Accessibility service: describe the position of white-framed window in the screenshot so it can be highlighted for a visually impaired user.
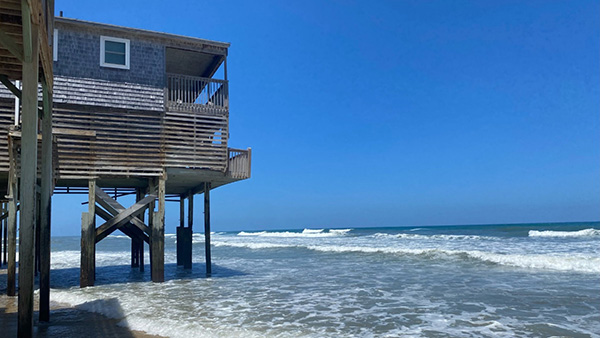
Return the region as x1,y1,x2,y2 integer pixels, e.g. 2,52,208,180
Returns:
53,29,58,61
100,36,130,69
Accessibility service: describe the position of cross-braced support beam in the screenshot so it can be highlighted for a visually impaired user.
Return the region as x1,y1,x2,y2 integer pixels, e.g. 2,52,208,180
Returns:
80,178,164,287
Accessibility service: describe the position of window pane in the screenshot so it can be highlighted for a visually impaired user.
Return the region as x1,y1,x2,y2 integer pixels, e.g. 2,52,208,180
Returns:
105,52,126,65
105,40,126,53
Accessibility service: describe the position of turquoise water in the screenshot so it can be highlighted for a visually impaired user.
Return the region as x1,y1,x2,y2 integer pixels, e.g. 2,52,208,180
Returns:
27,222,600,337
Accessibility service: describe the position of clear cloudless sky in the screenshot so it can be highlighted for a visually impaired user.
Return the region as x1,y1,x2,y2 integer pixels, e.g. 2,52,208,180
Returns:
50,0,599,235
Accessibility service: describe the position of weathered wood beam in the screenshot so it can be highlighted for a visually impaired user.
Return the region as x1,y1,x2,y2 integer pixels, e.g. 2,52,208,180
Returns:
0,28,24,61
80,180,96,288
39,77,53,322
6,137,18,296
151,177,165,282
0,203,20,221
95,188,151,235
0,74,22,99
204,182,212,275
95,206,149,244
17,5,39,334
95,194,156,243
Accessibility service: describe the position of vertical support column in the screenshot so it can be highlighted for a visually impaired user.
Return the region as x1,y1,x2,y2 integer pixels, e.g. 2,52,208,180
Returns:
151,177,165,282
39,79,53,322
137,188,145,272
6,153,18,296
3,202,7,266
204,182,212,276
18,9,40,335
1,202,5,266
176,195,184,266
131,189,143,269
34,196,40,276
80,180,96,287
183,191,193,269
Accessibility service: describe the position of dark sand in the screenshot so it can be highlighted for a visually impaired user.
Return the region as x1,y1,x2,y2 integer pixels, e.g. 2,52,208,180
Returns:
0,271,163,337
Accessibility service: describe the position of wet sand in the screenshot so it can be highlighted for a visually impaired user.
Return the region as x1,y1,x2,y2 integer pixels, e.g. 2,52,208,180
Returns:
0,271,163,338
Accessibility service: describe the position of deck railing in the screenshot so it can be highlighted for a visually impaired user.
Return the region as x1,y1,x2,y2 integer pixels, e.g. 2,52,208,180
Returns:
227,147,251,179
166,73,228,114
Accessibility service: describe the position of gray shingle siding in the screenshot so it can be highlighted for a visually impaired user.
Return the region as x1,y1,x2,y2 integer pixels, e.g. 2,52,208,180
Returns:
54,28,165,88
0,76,164,112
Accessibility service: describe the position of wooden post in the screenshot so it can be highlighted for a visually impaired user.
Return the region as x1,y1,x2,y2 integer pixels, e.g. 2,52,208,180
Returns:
1,202,5,266
39,78,53,322
6,162,18,296
131,189,144,269
204,182,211,276
176,194,184,266
137,188,145,272
2,202,7,265
18,9,40,335
80,180,96,287
35,196,41,276
184,191,193,269
151,177,165,282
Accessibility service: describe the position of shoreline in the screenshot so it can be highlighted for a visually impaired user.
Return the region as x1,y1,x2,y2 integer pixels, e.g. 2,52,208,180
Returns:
0,277,163,338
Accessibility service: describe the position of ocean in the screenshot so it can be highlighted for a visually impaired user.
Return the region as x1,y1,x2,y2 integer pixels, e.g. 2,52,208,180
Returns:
42,222,600,337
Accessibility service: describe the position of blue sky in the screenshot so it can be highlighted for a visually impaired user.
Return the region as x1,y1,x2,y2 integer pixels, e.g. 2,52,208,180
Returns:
51,0,599,235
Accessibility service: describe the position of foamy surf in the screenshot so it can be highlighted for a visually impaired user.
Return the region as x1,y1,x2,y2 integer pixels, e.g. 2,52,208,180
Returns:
528,228,600,238
237,228,351,237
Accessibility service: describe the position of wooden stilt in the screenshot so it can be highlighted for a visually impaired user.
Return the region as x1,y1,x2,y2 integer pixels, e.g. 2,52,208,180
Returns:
1,202,5,266
3,204,7,266
184,191,193,269
18,9,40,335
6,157,18,296
204,182,211,276
39,78,53,322
80,180,96,288
138,188,145,272
35,196,40,276
151,177,165,282
176,195,184,266
131,189,144,268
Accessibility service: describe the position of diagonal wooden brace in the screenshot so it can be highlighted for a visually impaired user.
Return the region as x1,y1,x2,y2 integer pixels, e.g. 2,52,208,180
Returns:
95,194,156,243
95,188,151,236
95,206,149,244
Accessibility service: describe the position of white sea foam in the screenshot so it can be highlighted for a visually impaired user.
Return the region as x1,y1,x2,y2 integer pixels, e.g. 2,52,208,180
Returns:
211,240,295,250
237,228,349,238
373,233,488,241
301,245,600,273
528,228,600,238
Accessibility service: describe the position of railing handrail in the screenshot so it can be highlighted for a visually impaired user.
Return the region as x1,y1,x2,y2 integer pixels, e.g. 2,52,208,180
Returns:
227,147,251,179
166,73,228,85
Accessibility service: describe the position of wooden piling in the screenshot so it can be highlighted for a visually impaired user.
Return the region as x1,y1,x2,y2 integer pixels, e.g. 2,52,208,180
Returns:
39,78,53,322
151,177,165,282
138,188,145,273
176,195,184,266
18,9,40,335
184,191,193,269
80,180,96,287
1,202,5,266
204,182,211,275
2,204,7,265
6,161,18,296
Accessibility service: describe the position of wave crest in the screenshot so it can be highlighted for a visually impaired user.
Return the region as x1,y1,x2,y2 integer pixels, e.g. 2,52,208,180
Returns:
237,228,351,238
528,228,600,238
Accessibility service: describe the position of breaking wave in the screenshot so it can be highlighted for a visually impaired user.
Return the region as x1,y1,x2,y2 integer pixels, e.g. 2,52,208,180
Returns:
237,228,351,238
528,228,600,238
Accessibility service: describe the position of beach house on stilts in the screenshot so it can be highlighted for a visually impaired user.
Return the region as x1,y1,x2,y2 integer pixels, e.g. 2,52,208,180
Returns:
0,8,250,334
